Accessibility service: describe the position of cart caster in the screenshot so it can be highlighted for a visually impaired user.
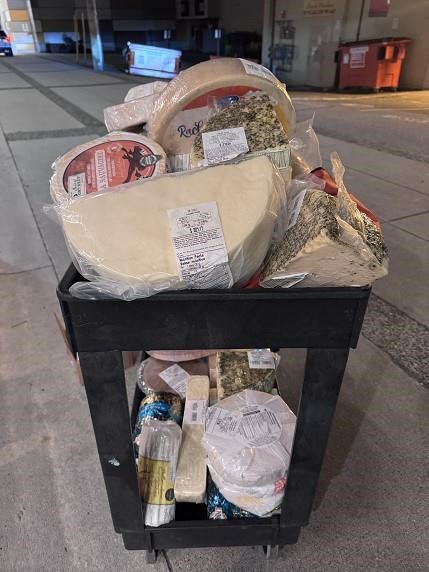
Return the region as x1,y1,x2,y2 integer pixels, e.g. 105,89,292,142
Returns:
145,549,158,564
262,544,279,560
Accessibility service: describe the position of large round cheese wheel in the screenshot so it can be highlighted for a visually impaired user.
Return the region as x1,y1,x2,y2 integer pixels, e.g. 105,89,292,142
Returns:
50,132,166,202
147,350,217,362
203,390,296,488
149,58,295,157
59,156,281,296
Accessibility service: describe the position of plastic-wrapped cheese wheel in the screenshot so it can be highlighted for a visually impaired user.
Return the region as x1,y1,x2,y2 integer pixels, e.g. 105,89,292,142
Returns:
50,132,166,202
149,58,295,158
203,390,296,488
147,350,217,362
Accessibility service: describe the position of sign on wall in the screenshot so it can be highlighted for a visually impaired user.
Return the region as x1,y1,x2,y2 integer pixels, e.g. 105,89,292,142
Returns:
303,0,336,16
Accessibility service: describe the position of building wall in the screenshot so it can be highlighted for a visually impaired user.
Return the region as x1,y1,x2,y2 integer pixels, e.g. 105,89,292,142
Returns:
264,0,429,89
218,0,264,33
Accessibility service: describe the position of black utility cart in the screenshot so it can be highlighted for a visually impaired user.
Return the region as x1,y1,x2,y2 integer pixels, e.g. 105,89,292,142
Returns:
58,264,370,564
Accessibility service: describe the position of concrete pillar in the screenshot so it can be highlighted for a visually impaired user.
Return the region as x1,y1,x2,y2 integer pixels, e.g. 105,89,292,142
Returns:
0,0,37,53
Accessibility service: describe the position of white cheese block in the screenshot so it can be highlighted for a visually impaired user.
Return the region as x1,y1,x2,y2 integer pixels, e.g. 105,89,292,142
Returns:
104,94,158,132
262,189,389,287
124,80,167,102
174,376,210,503
50,132,166,202
59,156,282,296
149,58,295,157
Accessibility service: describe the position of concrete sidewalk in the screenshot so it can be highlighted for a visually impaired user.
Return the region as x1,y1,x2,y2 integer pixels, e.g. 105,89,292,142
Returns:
0,55,428,572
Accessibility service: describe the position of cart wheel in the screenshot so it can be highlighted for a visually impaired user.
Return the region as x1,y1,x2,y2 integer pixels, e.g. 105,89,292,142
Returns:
262,545,279,560
145,549,158,564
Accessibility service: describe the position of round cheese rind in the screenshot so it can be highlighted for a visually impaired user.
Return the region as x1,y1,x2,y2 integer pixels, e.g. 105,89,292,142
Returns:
59,156,281,295
50,132,167,202
149,58,295,157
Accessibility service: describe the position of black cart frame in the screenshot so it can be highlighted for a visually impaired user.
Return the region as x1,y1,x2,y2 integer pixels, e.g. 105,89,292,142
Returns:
57,265,370,556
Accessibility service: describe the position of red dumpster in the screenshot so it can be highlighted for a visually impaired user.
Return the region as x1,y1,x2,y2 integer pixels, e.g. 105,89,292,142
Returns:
338,38,411,91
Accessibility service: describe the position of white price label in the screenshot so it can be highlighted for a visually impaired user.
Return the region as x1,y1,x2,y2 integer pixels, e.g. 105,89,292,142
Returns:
247,349,276,369
68,172,86,198
237,405,282,447
159,363,189,398
205,407,243,438
287,190,307,229
202,127,249,165
239,59,276,82
184,399,207,425
168,201,233,289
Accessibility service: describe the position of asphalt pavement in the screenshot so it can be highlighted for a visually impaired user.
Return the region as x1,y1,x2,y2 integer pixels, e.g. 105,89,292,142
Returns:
0,55,428,572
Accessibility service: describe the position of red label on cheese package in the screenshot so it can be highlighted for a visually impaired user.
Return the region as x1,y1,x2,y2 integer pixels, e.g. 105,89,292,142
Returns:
63,139,162,197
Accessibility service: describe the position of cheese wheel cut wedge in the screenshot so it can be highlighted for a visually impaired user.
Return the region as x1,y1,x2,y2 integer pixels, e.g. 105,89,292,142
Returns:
124,81,167,102
59,156,282,296
50,132,166,202
149,58,295,157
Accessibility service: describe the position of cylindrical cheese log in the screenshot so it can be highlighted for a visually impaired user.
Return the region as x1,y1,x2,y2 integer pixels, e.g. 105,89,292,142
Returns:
149,58,295,156
50,132,166,202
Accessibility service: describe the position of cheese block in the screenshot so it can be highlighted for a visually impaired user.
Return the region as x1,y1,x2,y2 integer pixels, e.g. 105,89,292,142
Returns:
174,376,210,503
190,93,290,169
138,356,209,395
262,189,389,287
216,350,278,400
104,95,158,132
50,132,166,202
149,58,295,157
124,80,167,102
59,156,283,298
203,390,296,488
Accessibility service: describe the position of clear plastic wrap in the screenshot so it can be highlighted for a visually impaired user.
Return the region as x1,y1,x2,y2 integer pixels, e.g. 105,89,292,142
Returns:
104,94,158,132
138,419,181,527
48,155,285,300
203,390,296,490
124,81,167,103
149,58,295,159
216,350,280,400
261,154,389,287
133,393,183,450
50,132,167,203
137,356,209,395
174,376,210,503
289,116,322,177
207,474,257,519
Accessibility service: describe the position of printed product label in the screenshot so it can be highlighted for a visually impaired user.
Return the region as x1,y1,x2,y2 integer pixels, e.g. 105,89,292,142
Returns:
239,59,276,82
287,190,307,229
202,127,249,164
164,85,260,155
138,456,175,505
247,349,276,370
205,407,242,437
237,405,282,447
184,399,207,425
159,363,189,398
261,272,309,289
62,139,162,195
167,201,233,289
68,172,86,198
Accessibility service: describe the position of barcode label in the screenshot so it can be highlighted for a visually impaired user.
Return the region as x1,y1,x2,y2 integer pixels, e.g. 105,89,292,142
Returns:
247,349,276,369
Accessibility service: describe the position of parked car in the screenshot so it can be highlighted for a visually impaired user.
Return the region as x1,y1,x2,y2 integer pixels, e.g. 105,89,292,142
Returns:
0,30,13,56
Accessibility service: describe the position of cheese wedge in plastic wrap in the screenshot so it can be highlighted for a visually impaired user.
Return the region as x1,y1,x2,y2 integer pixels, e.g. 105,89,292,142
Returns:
56,156,284,300
124,81,167,102
149,58,295,161
175,376,210,503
